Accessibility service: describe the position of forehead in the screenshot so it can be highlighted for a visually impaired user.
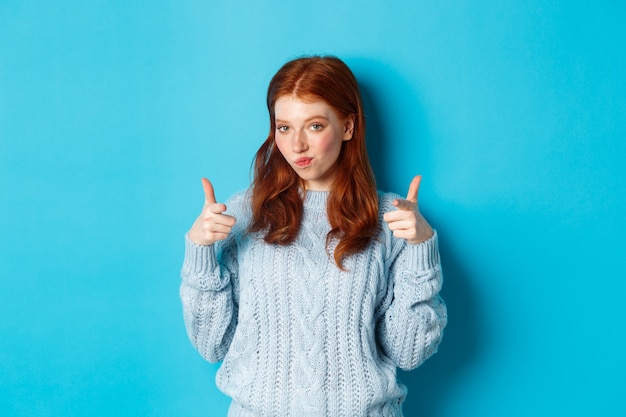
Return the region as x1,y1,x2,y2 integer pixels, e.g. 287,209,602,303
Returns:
274,95,336,119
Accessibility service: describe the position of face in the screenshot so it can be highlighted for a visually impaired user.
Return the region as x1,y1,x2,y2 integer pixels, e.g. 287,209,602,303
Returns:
274,95,355,191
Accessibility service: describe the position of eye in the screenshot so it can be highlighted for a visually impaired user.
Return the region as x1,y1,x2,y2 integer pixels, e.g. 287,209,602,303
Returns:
276,125,289,133
310,123,324,131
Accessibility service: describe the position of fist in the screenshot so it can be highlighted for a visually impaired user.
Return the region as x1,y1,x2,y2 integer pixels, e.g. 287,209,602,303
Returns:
383,175,434,245
188,178,236,246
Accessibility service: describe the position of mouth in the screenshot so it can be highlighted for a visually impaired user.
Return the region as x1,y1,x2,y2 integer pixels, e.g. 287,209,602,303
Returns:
294,157,313,168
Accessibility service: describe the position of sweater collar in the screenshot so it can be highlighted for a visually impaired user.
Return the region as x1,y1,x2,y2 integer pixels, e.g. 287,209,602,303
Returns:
302,190,329,210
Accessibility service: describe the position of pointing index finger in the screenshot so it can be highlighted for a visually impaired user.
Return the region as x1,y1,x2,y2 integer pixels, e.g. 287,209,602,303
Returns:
393,198,416,211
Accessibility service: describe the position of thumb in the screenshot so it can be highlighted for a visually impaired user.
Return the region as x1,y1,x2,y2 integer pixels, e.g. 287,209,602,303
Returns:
405,175,421,203
201,177,217,205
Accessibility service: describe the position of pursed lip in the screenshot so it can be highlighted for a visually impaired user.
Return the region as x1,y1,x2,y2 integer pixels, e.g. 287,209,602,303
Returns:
294,157,313,167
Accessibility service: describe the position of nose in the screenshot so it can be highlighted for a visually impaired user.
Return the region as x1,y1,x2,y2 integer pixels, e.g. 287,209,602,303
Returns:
292,129,308,153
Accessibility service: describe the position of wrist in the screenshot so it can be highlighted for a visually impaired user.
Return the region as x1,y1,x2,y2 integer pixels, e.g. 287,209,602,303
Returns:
188,229,214,246
408,225,434,245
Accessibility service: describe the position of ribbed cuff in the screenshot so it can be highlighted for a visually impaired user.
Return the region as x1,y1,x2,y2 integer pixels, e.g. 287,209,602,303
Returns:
182,234,225,291
405,230,440,272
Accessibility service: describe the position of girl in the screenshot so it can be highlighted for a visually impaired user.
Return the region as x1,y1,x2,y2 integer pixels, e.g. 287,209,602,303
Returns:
181,56,447,417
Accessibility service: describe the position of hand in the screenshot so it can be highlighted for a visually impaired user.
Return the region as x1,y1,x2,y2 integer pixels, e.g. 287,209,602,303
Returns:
383,175,434,245
188,178,236,246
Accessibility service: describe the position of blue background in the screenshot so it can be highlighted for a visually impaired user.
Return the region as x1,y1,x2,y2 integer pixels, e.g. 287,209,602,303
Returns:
1,1,625,416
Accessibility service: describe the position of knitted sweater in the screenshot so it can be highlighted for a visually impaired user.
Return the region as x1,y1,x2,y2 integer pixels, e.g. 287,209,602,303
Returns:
180,189,447,417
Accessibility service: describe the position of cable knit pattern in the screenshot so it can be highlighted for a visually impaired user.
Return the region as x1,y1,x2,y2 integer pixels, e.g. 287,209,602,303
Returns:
180,189,447,417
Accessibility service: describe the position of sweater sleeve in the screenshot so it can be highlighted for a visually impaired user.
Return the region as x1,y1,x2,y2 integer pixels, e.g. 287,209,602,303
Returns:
179,194,243,363
375,197,448,371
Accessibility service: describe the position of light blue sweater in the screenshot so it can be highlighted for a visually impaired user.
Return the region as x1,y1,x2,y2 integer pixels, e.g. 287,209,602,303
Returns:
180,189,447,417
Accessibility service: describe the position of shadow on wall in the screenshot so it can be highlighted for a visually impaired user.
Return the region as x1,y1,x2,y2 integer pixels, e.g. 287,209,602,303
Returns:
355,58,483,417
399,230,482,417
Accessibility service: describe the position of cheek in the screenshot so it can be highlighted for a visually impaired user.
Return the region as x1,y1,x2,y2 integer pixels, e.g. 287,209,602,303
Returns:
317,132,344,155
274,137,290,158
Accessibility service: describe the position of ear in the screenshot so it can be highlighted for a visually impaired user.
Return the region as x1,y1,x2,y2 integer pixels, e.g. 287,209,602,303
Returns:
343,114,356,141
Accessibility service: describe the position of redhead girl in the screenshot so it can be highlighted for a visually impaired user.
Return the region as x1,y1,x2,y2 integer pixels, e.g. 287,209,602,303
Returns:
181,56,447,417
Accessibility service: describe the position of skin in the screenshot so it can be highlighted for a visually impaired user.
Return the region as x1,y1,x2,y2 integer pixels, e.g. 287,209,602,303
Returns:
188,178,237,246
383,175,434,245
273,95,354,191
188,96,433,246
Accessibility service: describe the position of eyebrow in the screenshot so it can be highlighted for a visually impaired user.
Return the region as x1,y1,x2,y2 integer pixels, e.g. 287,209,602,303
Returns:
275,115,330,124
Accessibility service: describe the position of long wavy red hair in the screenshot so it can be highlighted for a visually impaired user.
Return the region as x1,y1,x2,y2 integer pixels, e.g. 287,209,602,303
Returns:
249,56,379,269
